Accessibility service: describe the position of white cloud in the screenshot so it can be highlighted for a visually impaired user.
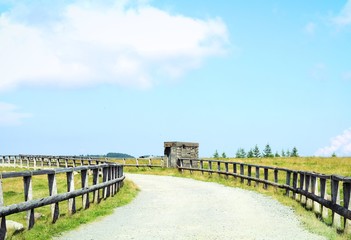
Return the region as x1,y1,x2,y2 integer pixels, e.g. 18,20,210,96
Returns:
332,0,351,26
0,0,229,91
0,102,31,126
315,128,351,156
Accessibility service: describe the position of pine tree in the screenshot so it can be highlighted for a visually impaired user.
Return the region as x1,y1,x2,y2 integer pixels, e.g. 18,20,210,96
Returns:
247,149,254,158
281,149,286,157
291,147,299,157
213,150,219,159
286,149,291,157
222,152,227,158
331,152,337,157
263,144,274,158
235,148,246,158
253,145,261,158
275,151,280,157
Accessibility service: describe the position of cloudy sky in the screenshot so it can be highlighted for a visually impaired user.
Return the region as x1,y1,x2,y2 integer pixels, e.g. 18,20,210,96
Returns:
0,0,350,157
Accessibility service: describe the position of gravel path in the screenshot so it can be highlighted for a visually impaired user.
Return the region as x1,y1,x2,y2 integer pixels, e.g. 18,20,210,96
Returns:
56,174,325,240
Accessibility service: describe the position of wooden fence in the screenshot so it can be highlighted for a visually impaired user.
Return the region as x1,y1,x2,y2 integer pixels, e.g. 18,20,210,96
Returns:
0,157,124,238
178,158,351,234
0,155,165,169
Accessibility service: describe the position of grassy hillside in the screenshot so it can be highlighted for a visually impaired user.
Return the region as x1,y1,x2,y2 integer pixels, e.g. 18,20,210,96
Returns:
209,157,351,176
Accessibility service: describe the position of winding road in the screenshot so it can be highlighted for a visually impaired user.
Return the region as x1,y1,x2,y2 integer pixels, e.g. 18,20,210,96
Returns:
56,174,325,240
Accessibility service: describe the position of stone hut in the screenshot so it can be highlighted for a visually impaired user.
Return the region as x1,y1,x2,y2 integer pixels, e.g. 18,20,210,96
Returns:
164,142,199,168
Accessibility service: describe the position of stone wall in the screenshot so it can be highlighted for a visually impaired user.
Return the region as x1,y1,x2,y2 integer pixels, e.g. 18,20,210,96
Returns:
164,142,199,168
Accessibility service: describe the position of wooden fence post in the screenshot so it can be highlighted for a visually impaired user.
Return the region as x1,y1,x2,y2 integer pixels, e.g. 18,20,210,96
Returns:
233,163,237,179
285,171,291,196
23,175,35,229
48,173,60,223
292,171,298,199
209,161,212,175
343,182,351,234
0,177,6,239
247,166,252,186
255,166,260,187
200,160,204,174
225,162,229,179
217,161,220,176
274,169,278,184
91,168,99,203
320,178,328,220
311,175,320,214
306,174,312,209
299,172,305,203
331,177,341,228
66,171,76,214
103,167,108,199
263,168,268,189
81,170,89,209
240,164,244,184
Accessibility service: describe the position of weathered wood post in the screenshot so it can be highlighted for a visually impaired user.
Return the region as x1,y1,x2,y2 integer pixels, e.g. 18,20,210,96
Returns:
274,168,278,184
23,175,35,229
217,161,221,176
247,165,252,186
299,172,305,203
255,166,260,187
240,164,244,184
92,168,100,203
233,163,237,179
66,171,76,214
331,176,341,228
292,171,298,199
200,160,204,174
285,170,291,196
103,167,109,199
263,168,268,189
225,162,229,179
343,181,351,234
311,175,320,214
0,176,6,239
306,174,313,209
208,161,212,175
320,177,328,220
81,170,89,209
48,173,59,223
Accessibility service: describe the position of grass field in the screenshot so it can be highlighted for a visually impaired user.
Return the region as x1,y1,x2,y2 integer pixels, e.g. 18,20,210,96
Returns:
0,167,139,240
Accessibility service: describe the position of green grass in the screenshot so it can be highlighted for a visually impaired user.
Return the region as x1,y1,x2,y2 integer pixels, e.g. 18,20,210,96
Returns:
124,157,351,240
0,167,139,240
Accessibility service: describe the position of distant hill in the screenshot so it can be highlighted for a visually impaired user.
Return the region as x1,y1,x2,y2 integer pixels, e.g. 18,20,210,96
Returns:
106,152,135,158
82,153,135,158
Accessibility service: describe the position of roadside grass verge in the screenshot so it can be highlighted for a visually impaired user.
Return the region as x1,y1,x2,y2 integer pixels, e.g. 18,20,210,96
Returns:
0,167,139,240
124,163,351,240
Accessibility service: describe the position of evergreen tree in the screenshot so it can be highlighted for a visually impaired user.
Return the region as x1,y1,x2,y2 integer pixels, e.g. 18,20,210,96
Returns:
222,152,227,158
281,149,286,157
275,151,280,157
331,152,337,157
235,148,246,158
291,147,299,157
253,145,261,158
247,149,254,158
263,144,274,158
213,150,219,159
286,149,291,157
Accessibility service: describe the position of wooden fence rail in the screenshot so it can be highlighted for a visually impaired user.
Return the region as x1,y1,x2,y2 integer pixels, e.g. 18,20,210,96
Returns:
178,158,351,234
0,155,165,169
0,161,124,239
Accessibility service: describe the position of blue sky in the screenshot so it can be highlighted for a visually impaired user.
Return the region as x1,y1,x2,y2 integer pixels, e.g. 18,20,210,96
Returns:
0,0,350,157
